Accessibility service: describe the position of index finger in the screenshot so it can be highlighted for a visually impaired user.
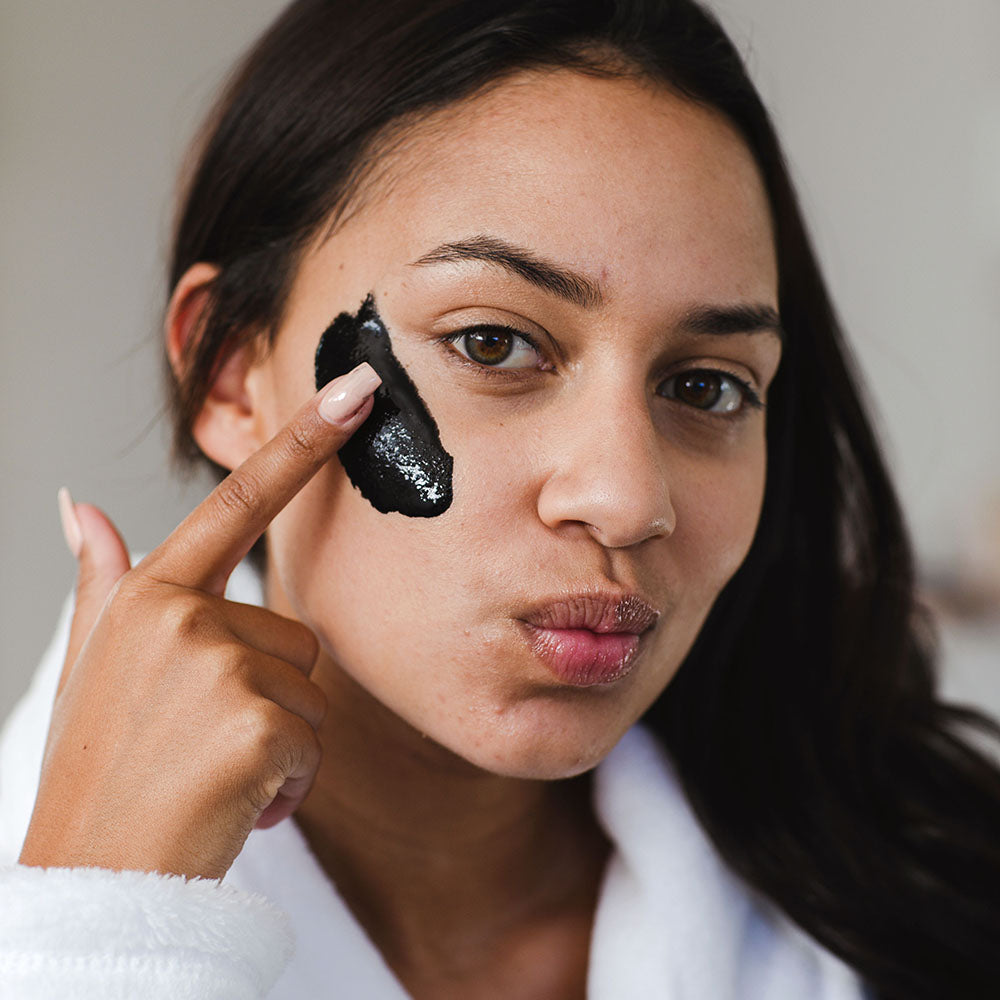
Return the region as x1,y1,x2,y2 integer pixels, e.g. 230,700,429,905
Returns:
140,361,381,594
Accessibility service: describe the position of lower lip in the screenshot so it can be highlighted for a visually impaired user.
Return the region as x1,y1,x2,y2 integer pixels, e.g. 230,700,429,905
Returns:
520,623,643,687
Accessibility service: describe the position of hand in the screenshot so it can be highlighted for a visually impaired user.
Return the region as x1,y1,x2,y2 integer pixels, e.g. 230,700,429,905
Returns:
19,361,381,880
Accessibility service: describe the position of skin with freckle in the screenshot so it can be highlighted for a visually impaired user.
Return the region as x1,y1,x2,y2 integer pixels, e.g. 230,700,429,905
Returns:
315,293,454,517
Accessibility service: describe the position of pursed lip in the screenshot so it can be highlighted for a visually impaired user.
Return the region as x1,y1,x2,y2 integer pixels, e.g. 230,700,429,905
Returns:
518,591,661,635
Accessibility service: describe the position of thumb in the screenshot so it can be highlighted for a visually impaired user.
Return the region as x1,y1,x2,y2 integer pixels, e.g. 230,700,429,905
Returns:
57,489,132,696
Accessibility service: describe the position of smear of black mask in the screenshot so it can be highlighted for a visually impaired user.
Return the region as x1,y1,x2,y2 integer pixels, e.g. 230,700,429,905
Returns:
315,293,454,517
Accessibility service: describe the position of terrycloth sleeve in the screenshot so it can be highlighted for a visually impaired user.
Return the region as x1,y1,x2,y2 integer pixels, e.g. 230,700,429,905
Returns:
0,587,295,999
0,865,293,999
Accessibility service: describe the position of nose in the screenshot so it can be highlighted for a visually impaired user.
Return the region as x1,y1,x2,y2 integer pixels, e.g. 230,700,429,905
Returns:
535,386,676,549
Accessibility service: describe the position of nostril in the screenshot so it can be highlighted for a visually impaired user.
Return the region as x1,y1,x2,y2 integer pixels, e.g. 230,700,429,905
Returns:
584,512,673,550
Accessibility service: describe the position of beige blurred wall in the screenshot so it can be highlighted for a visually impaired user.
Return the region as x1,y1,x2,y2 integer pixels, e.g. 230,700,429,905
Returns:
3,1,999,722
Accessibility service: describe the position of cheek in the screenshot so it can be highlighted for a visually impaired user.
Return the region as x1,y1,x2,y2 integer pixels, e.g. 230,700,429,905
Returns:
670,443,767,598
627,442,766,711
267,428,526,660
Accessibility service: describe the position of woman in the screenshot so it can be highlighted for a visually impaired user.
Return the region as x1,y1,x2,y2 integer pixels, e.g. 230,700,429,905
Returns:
1,1,998,997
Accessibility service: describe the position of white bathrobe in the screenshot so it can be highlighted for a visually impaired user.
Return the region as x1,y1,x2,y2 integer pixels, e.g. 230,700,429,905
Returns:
0,562,868,999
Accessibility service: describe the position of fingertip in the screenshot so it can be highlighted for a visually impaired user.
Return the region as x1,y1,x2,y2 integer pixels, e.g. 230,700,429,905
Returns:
318,362,382,425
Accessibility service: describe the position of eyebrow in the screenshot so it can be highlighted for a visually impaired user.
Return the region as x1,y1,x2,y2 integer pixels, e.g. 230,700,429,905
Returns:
410,234,783,341
411,235,604,310
679,303,785,343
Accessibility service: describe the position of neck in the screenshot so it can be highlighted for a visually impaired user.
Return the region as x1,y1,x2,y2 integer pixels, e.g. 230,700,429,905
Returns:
295,656,609,977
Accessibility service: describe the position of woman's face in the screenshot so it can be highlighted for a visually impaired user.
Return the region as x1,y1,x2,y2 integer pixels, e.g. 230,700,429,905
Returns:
245,70,782,779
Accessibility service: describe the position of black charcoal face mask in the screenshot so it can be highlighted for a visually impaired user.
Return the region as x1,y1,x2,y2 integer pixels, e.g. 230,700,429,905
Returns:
315,294,454,517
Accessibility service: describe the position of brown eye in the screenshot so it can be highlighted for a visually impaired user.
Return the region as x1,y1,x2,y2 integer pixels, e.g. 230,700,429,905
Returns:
677,372,722,408
445,325,542,370
465,329,514,365
659,370,751,414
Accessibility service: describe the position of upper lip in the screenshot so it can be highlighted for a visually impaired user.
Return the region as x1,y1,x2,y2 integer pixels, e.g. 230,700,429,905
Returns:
519,591,661,634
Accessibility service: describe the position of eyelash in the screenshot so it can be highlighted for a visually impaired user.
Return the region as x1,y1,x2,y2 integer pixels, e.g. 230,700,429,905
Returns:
438,325,764,414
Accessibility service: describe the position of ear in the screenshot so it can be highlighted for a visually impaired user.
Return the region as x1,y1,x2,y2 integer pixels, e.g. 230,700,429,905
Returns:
166,263,262,472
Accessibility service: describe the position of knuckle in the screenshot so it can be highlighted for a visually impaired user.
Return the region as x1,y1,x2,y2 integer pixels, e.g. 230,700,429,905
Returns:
240,704,316,775
237,702,285,760
160,592,214,641
213,641,253,685
213,473,262,521
280,422,321,465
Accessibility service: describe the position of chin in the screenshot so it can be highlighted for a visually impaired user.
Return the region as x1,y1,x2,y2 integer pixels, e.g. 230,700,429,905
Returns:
438,700,638,782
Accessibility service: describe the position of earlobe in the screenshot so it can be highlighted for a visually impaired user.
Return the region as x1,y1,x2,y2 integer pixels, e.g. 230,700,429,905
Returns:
166,263,262,472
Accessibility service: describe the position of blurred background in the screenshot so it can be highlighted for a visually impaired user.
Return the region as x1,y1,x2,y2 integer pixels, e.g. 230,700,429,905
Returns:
2,0,998,723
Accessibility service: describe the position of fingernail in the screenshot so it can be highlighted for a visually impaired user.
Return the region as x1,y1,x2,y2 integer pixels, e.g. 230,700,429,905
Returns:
318,362,381,425
57,487,83,558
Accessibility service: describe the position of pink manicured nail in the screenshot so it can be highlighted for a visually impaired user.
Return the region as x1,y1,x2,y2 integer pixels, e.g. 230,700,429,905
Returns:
318,362,381,425
57,487,83,558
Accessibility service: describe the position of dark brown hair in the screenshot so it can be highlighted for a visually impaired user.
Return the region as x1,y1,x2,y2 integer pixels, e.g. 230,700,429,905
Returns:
167,3,1000,997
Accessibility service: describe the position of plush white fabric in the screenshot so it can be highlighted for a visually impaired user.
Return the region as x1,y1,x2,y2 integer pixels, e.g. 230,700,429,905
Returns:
0,560,868,998
589,727,863,1000
0,865,292,1000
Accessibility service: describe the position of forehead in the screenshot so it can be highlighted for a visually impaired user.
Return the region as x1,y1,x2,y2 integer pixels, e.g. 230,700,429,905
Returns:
326,69,776,306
